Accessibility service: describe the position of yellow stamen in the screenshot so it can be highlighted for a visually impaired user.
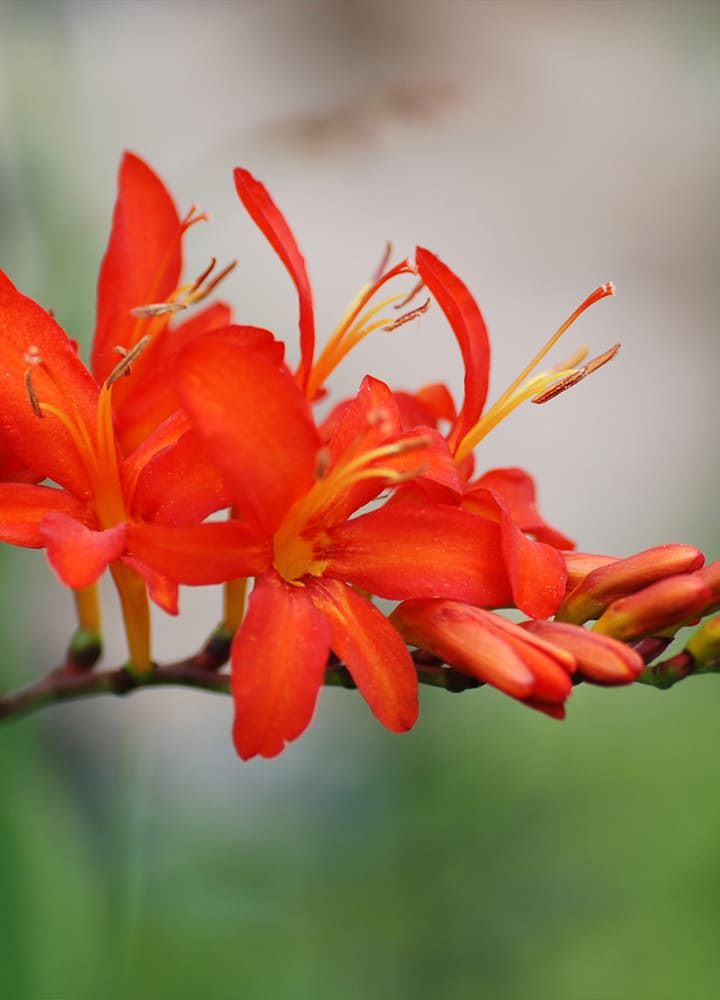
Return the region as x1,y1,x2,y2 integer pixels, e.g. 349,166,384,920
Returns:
74,584,101,634
273,434,431,582
454,283,616,462
305,255,418,400
223,577,249,634
111,562,152,675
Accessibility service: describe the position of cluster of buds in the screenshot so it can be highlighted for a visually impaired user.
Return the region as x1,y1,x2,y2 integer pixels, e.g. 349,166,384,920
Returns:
0,153,714,760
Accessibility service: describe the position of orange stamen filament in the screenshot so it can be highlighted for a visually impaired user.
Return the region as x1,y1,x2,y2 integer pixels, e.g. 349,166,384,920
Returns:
305,258,417,399
274,435,430,580
454,283,615,462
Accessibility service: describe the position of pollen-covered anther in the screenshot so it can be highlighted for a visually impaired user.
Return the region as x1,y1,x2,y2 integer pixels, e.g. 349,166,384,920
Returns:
24,368,44,418
130,302,187,318
106,334,153,387
383,297,431,332
393,277,425,311
532,343,621,404
185,259,238,305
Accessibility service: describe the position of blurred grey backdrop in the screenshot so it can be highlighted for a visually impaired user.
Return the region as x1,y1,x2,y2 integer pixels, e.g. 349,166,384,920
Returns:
1,3,719,998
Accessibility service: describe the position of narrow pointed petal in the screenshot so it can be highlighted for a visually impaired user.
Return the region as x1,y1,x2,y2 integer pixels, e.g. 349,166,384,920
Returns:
309,578,418,733
0,484,89,546
231,571,331,760
325,503,514,607
93,152,183,382
0,273,99,497
41,514,126,588
234,168,315,389
125,520,271,585
472,468,575,549
415,248,490,452
462,487,567,619
175,330,320,532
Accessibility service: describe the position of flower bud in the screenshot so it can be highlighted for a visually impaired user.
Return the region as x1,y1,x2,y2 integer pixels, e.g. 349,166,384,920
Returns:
685,613,720,667
391,599,574,708
522,619,643,685
557,544,705,624
563,551,618,591
695,560,720,615
592,574,712,642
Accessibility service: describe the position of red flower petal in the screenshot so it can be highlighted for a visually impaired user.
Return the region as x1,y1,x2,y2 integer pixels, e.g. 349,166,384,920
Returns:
0,484,89,546
41,514,126,588
231,571,331,760
129,428,230,527
325,503,514,607
472,468,575,550
0,273,99,497
122,555,179,615
125,520,271,585
308,577,418,733
175,330,320,532
462,487,567,619
415,248,490,453
234,168,315,391
93,152,183,383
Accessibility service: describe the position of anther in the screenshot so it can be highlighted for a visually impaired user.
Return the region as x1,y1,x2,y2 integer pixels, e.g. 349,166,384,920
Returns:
394,278,425,311
532,343,621,405
130,302,187,318
106,335,153,386
190,257,218,294
192,260,238,302
384,297,431,332
24,369,44,418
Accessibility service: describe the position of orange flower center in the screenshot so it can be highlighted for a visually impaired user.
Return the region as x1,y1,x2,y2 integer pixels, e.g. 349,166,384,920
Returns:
272,432,430,584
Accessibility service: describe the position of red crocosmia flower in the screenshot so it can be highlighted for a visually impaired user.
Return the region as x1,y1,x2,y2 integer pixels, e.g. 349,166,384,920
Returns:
93,151,236,454
126,331,533,759
233,168,427,402
0,274,272,669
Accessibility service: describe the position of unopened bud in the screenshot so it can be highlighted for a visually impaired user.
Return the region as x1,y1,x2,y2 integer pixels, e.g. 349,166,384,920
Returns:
557,544,705,624
522,619,643,685
563,551,619,591
391,599,574,705
695,560,720,615
592,574,712,642
685,613,720,668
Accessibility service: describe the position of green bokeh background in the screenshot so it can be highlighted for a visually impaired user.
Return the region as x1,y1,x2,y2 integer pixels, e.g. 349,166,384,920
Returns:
2,2,719,998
